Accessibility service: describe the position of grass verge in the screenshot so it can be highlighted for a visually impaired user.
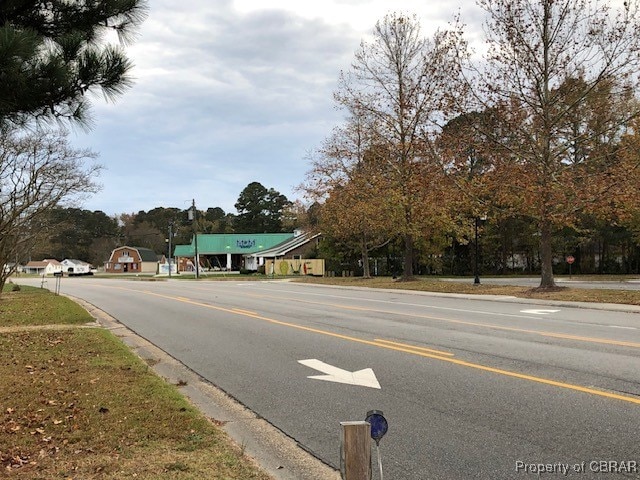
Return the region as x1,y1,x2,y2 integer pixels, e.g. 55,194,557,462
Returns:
0,287,270,479
0,285,92,327
292,276,640,306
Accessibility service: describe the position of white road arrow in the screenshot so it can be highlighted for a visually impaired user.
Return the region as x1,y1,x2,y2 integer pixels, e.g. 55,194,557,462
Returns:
298,359,381,389
520,309,560,315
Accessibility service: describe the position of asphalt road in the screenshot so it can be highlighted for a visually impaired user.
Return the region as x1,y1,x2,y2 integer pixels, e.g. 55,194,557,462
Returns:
15,277,640,479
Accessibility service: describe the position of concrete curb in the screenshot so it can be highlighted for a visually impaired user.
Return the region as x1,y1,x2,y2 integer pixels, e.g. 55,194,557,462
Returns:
72,296,340,480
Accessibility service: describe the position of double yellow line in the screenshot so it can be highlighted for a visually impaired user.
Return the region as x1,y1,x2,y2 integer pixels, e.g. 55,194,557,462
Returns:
249,294,640,349
371,338,455,357
120,286,640,406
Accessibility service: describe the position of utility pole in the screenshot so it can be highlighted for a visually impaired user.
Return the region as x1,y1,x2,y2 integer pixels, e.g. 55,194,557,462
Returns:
167,222,173,278
188,199,199,279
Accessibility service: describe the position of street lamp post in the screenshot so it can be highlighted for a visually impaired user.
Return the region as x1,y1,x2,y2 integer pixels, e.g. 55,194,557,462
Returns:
474,216,480,285
473,215,487,285
167,223,173,279
188,199,199,279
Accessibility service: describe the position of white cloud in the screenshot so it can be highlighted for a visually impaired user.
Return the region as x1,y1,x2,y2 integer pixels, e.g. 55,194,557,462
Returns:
76,0,481,215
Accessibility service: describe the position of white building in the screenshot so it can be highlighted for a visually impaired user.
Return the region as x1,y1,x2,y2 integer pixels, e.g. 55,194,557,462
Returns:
61,259,93,276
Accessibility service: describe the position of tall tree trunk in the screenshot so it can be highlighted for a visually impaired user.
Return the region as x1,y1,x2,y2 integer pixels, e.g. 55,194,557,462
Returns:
539,220,555,288
361,239,371,278
402,233,414,280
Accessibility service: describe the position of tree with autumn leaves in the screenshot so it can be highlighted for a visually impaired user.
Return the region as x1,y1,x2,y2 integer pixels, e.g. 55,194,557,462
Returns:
304,114,395,278
461,0,640,287
305,13,463,280
307,2,640,286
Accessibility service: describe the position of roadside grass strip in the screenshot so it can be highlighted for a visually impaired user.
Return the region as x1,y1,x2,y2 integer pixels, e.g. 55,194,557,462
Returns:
293,277,640,305
0,288,270,479
0,285,93,327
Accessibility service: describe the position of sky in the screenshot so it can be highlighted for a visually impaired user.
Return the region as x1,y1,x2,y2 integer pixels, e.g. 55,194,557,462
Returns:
75,0,483,216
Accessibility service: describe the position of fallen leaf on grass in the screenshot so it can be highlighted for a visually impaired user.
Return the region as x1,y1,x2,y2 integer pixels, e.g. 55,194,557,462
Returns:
9,454,30,468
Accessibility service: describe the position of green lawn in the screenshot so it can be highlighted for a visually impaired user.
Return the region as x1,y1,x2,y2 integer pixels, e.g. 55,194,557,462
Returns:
0,286,271,479
292,276,640,305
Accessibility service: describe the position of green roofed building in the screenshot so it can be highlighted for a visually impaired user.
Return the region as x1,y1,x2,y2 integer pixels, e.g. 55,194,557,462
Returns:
173,233,294,272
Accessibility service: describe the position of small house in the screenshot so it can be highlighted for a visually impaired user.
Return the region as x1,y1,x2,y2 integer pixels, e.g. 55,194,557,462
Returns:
23,259,63,275
104,246,159,274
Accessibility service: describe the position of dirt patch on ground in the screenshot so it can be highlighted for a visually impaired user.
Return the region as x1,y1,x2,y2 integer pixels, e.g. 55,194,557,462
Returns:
524,286,568,294
0,323,97,334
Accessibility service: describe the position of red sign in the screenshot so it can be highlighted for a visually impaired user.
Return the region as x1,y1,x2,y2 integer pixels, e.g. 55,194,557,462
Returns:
566,256,575,264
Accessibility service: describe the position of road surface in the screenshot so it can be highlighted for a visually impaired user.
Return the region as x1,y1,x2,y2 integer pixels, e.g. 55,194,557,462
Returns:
15,277,640,479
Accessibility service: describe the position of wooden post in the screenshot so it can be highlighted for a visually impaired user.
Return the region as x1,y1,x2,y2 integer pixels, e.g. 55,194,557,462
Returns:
340,421,371,480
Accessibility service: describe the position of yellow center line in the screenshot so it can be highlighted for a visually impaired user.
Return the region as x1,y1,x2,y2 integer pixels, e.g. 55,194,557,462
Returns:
538,332,640,347
244,293,640,349
102,284,640,348
373,339,454,356
124,288,640,406
232,308,258,316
